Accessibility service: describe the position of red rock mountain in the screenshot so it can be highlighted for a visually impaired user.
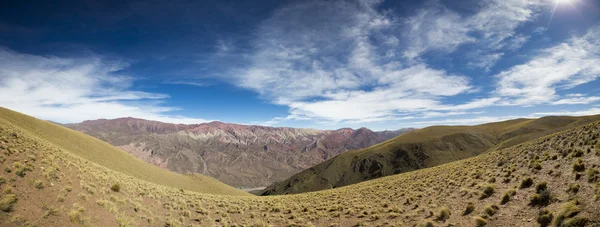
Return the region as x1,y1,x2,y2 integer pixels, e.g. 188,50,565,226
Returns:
65,118,412,188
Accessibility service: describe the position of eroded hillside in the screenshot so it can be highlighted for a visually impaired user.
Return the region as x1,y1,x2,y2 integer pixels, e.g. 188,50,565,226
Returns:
66,118,411,187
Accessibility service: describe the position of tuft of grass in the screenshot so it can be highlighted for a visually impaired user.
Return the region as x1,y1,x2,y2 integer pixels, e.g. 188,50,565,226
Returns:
34,180,44,189
587,169,599,183
418,220,434,227
249,220,270,227
501,189,516,204
529,189,552,207
463,202,475,216
536,181,548,193
500,193,510,205
435,207,451,222
480,184,495,199
554,200,585,226
111,183,121,192
483,204,498,217
567,184,580,194
0,194,17,212
13,161,29,177
572,159,585,172
537,209,553,227
474,216,487,227
69,209,83,224
41,205,58,218
520,177,534,189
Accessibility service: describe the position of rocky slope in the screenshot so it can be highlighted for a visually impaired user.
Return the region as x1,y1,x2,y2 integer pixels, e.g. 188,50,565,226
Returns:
65,118,411,187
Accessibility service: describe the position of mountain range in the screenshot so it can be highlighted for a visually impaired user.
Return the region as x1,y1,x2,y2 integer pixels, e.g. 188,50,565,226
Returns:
64,118,412,188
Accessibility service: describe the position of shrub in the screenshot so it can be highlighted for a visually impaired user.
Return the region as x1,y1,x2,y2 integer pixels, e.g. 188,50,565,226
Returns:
111,183,121,192
34,180,44,189
0,194,17,212
13,162,28,177
570,150,584,158
530,190,552,207
567,184,580,194
537,209,553,227
500,193,510,205
418,220,434,227
463,202,475,216
554,200,585,227
69,210,84,224
520,177,534,189
572,159,585,172
587,169,599,183
474,216,487,227
435,207,451,222
483,204,498,217
480,184,495,199
536,182,548,193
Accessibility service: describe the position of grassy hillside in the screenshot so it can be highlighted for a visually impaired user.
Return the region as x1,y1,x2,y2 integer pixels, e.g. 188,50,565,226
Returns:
0,107,247,196
263,115,600,195
1,108,600,226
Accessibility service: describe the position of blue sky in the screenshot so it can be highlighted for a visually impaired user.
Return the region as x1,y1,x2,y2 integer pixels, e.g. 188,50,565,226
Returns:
1,0,600,130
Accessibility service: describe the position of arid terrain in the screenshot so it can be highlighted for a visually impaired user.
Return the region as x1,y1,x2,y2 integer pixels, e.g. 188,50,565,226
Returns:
65,118,411,187
1,107,600,226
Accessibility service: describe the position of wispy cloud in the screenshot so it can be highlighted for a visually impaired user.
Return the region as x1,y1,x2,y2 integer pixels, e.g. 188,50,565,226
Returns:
404,0,542,68
531,108,600,116
551,96,600,105
495,26,600,105
0,48,209,124
227,0,556,125
163,80,212,87
230,0,490,124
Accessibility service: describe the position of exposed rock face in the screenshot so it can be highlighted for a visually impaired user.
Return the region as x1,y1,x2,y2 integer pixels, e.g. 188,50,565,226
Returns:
65,118,411,187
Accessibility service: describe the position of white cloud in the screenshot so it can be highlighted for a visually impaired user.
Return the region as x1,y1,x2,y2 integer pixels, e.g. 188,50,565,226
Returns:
406,115,528,127
0,48,209,124
231,0,487,124
495,26,600,105
403,0,542,68
531,108,600,116
403,7,474,59
551,96,600,105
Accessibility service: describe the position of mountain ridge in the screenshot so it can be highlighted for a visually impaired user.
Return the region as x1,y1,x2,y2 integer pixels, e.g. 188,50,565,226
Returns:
262,115,600,195
65,117,413,187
